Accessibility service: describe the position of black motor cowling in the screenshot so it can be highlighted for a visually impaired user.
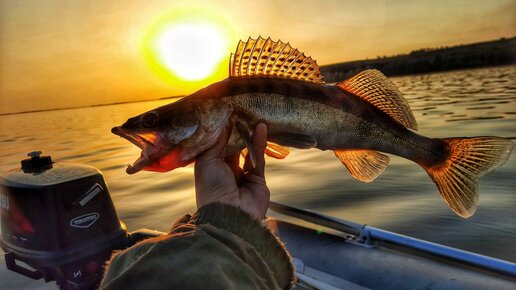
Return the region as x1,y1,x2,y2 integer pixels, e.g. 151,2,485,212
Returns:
0,151,130,290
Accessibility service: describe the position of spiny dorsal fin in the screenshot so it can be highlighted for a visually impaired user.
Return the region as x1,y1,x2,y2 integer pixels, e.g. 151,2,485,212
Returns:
229,36,325,84
336,69,418,130
334,149,390,182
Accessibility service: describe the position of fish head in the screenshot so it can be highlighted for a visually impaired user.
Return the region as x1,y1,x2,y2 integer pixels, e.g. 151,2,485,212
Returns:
112,98,232,174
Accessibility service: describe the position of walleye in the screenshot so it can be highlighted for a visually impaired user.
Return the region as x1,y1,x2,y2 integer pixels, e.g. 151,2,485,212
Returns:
112,36,513,218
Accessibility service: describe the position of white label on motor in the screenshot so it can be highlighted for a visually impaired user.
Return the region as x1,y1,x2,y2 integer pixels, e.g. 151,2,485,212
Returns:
79,183,103,206
70,212,99,228
0,194,8,210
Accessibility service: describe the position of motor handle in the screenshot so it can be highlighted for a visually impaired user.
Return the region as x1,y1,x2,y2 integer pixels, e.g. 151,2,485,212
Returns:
5,252,44,280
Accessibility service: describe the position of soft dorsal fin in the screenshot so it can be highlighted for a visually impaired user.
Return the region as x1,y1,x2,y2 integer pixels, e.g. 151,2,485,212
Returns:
336,69,418,130
334,149,390,182
229,36,325,84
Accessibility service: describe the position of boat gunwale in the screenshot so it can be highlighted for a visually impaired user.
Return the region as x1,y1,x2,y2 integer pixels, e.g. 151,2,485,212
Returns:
268,201,516,278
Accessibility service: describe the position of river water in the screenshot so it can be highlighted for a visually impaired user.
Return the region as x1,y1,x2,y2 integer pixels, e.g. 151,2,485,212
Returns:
1,66,515,289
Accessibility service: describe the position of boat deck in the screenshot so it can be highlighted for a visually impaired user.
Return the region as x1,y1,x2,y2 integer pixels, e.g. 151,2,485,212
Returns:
268,202,516,290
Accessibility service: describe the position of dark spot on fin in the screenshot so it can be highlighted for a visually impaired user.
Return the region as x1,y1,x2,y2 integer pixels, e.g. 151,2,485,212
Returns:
270,133,317,149
236,118,256,168
334,149,389,183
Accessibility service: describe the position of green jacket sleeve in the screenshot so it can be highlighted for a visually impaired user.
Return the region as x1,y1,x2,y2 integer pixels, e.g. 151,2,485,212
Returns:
100,203,295,290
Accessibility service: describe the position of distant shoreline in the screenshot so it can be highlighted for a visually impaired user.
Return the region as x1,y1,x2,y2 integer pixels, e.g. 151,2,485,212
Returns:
320,36,516,82
0,95,183,117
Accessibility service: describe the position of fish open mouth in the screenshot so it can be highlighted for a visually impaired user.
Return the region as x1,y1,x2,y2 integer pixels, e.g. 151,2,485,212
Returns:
111,126,167,174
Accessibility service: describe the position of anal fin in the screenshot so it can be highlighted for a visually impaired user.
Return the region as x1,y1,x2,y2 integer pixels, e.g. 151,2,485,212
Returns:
334,150,390,182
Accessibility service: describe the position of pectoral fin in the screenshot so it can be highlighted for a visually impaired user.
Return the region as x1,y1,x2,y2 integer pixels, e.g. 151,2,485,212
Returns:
265,142,290,159
235,119,256,168
270,133,317,149
334,149,390,182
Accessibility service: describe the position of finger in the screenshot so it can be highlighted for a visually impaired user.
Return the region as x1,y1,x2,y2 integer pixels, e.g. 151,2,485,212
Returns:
247,123,267,177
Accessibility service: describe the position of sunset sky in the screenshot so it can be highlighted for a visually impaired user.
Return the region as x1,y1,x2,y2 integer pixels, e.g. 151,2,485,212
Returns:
0,0,514,114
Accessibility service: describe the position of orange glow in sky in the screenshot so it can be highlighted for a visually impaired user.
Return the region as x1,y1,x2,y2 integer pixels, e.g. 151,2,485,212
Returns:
0,0,514,114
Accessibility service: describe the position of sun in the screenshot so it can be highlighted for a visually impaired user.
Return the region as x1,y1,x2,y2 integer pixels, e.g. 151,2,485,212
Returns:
142,9,234,87
156,23,227,81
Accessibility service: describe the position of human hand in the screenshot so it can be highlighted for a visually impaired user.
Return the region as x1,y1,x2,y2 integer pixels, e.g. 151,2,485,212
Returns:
194,123,269,220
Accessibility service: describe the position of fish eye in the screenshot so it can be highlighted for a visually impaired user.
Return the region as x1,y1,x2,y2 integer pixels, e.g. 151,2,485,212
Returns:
141,112,159,128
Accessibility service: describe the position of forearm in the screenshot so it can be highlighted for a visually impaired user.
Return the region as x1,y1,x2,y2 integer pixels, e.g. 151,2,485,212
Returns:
100,203,294,290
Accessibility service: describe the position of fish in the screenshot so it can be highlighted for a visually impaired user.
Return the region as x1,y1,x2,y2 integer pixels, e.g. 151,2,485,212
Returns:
112,36,513,218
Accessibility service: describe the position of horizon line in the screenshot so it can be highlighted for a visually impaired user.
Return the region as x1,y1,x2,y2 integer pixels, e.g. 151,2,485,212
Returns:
0,95,184,117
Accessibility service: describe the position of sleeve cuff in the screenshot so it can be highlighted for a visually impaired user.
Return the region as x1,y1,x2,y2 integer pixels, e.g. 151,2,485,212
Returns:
190,202,294,288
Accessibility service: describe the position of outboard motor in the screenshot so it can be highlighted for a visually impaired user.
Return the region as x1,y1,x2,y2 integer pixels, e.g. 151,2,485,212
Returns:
0,152,154,290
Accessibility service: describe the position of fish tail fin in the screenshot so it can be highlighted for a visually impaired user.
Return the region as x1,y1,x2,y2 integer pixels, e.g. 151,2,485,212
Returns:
425,137,513,218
